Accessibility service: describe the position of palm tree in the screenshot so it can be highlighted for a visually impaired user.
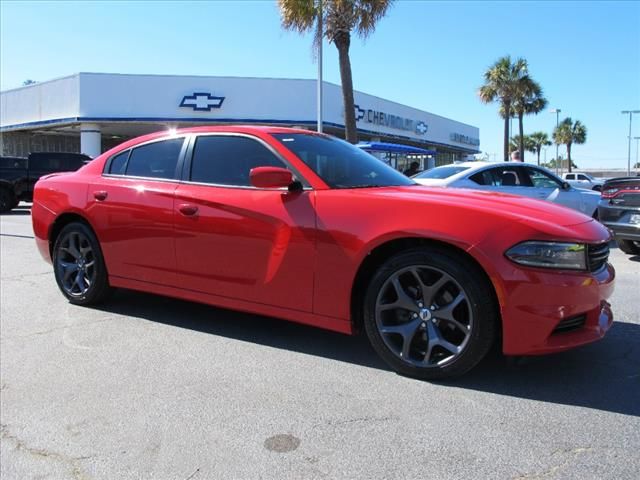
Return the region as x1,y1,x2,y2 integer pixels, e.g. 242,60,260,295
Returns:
512,78,547,162
553,118,587,173
478,56,529,161
279,0,393,143
529,131,552,166
509,134,535,157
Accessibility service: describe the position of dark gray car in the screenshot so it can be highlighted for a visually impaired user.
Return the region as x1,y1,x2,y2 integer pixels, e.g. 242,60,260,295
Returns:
598,176,640,255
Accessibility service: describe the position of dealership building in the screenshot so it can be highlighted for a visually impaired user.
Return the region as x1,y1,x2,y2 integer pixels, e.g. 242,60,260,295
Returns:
1,73,479,167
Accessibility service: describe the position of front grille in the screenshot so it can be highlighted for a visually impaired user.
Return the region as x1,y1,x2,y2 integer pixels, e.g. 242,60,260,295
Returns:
553,314,587,334
587,243,610,272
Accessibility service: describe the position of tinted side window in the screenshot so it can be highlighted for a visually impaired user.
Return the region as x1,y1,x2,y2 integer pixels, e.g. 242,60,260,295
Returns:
0,157,27,169
469,170,498,185
526,168,561,188
125,138,184,179
565,174,575,180
108,151,129,175
577,174,588,180
190,136,285,186
30,156,62,170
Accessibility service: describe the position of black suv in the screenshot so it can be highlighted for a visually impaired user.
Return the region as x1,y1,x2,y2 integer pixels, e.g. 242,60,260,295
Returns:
0,152,90,212
598,176,640,255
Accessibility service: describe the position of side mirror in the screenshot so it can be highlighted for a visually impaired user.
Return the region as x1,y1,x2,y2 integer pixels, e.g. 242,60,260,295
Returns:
562,181,571,190
250,166,293,189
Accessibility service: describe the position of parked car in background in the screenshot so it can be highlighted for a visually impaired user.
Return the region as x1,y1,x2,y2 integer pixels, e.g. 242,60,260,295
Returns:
562,172,604,191
31,126,614,380
598,176,640,255
0,152,90,212
413,162,601,218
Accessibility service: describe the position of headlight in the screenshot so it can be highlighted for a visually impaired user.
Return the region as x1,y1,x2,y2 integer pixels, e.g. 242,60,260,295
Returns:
505,241,587,270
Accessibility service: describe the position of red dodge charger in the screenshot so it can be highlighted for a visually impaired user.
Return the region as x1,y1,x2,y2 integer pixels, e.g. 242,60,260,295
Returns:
32,126,615,379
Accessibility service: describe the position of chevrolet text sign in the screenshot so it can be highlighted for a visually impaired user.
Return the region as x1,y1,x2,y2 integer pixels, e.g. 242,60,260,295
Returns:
354,104,428,136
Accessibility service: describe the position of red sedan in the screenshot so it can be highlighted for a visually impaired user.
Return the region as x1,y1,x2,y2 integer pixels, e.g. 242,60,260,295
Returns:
32,126,615,379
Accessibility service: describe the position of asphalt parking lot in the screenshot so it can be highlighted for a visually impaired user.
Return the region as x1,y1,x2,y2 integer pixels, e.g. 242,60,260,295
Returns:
1,205,639,480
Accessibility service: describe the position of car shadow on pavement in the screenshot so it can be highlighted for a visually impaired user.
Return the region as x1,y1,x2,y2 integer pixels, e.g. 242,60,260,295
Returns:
94,289,640,417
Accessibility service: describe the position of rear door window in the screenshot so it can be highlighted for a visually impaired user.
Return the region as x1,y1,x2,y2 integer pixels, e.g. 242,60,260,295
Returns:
108,151,130,175
125,138,185,179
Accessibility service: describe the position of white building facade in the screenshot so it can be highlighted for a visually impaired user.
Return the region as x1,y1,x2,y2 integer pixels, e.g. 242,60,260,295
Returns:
1,73,480,165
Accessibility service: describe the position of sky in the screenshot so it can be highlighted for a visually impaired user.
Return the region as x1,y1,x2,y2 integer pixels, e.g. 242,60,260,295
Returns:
1,0,639,168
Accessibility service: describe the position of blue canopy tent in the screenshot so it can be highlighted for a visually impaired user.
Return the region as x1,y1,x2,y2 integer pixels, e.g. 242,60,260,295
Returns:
357,142,436,173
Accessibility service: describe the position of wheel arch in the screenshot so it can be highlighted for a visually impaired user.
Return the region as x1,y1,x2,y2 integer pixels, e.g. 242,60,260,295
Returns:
350,237,502,337
48,212,99,259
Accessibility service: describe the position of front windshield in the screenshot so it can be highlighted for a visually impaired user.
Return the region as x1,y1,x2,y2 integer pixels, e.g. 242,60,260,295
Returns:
272,133,415,188
414,165,470,179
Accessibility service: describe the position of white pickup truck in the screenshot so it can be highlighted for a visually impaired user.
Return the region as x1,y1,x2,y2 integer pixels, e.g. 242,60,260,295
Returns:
561,172,604,191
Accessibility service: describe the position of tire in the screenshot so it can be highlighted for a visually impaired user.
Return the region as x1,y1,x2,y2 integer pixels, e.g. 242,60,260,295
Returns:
363,246,498,380
0,188,16,213
618,239,640,255
52,222,112,305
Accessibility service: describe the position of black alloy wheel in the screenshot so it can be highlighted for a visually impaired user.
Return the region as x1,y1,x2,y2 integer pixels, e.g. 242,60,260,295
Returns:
53,222,112,305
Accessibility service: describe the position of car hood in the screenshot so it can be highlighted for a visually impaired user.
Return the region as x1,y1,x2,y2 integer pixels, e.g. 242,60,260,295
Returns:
367,185,594,228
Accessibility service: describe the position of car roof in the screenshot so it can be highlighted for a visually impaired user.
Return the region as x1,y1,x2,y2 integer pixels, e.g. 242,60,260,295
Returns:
441,161,535,169
174,125,318,135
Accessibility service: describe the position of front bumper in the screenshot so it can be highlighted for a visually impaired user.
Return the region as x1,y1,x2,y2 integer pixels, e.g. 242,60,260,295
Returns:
499,263,615,355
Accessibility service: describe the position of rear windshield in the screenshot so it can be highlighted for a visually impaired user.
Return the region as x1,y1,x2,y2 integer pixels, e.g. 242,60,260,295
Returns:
414,165,470,179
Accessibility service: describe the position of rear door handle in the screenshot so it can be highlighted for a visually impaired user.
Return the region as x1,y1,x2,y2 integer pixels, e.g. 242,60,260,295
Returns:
178,204,198,216
93,190,108,201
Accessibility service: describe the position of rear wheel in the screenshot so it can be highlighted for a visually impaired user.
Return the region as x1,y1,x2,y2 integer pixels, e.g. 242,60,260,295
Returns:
52,222,112,305
618,239,640,255
363,246,498,380
0,188,16,213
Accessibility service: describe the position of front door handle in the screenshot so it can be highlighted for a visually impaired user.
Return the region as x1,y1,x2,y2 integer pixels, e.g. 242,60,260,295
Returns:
93,190,108,201
178,204,198,216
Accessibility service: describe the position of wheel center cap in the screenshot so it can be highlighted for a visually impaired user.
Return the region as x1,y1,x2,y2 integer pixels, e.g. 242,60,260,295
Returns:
418,308,432,321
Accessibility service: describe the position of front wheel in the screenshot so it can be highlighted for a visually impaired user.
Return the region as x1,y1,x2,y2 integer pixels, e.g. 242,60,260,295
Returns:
363,247,498,380
618,239,640,255
52,222,112,305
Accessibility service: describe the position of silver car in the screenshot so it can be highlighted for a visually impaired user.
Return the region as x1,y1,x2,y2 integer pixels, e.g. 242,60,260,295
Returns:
413,162,601,218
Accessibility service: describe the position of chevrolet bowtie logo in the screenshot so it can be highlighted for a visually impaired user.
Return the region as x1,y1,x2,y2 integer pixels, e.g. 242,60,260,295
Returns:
354,105,365,121
179,92,225,111
415,121,428,135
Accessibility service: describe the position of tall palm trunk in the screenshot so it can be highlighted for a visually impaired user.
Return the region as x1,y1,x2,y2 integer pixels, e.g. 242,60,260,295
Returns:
566,143,572,173
518,111,525,162
334,31,358,144
536,147,541,166
503,100,511,161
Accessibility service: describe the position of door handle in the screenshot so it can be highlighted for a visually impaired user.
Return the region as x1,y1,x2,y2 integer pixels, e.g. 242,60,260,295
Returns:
93,190,108,201
178,204,198,216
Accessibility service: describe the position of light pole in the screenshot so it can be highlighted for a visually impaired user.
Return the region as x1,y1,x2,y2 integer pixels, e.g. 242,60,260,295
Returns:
621,111,640,176
316,0,323,133
550,108,561,174
634,136,640,175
